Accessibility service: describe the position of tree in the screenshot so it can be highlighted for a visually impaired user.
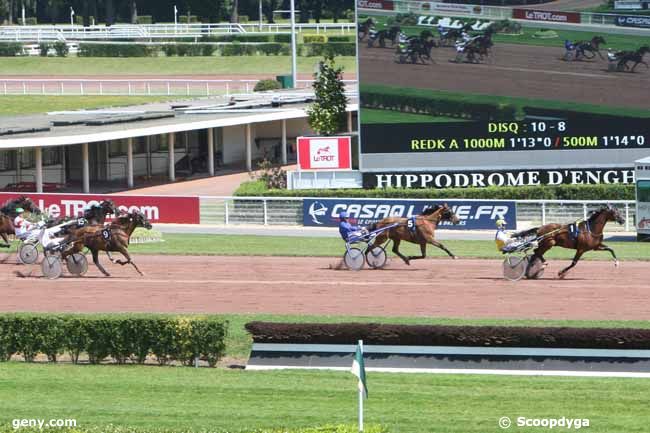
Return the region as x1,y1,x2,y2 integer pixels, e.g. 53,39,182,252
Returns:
230,0,238,22
307,54,348,136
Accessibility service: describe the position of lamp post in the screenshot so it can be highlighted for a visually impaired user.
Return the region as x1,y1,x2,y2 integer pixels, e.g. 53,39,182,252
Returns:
290,0,297,89
21,4,26,25
173,5,178,33
259,0,263,32
70,7,75,29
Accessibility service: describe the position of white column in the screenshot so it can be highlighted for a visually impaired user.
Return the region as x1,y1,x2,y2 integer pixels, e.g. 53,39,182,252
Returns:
82,142,90,193
347,111,353,133
246,124,252,172
127,137,134,188
281,119,287,165
34,147,43,193
207,128,215,176
168,132,175,181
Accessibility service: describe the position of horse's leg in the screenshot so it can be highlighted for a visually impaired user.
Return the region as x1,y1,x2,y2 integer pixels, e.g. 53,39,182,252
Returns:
0,233,10,248
391,238,410,265
91,249,111,277
407,242,427,261
596,243,619,267
558,250,585,279
428,239,457,259
115,247,144,276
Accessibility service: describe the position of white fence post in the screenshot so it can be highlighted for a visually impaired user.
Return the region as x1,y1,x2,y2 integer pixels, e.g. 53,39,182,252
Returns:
263,199,268,226
625,203,630,232
225,201,229,225
583,203,587,220
541,202,546,225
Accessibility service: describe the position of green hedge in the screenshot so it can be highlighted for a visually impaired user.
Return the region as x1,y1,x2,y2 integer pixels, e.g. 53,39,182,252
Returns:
0,42,23,56
361,85,517,121
78,43,159,57
235,180,635,200
301,42,356,57
327,35,355,42
221,42,257,56
254,79,282,92
0,314,228,367
0,426,387,433
202,34,274,43
303,34,328,43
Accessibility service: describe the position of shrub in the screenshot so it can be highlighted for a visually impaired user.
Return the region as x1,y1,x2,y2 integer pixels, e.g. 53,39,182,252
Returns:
274,34,292,43
239,15,249,23
178,15,198,24
175,44,203,56
136,15,153,24
0,42,23,56
38,43,50,57
303,34,327,43
327,35,354,43
77,43,158,57
0,316,17,361
254,159,287,189
301,42,355,57
162,44,177,57
63,317,88,364
221,42,256,56
254,79,282,92
256,42,287,55
201,44,217,56
53,41,69,57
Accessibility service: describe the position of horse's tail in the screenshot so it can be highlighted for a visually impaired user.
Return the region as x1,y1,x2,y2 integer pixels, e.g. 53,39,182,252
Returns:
512,227,539,239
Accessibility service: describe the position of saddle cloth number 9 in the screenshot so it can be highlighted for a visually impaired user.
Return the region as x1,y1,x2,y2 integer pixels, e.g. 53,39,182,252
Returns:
101,228,112,241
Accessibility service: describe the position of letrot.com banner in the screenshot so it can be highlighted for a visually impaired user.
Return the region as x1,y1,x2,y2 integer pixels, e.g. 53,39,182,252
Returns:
303,199,516,229
0,193,200,224
297,136,352,170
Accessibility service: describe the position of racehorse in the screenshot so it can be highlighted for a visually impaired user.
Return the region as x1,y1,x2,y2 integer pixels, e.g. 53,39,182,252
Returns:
0,196,41,248
61,209,152,277
368,204,460,265
574,36,606,60
358,18,375,41
438,23,472,47
514,204,625,279
615,46,649,72
397,35,437,64
84,200,119,225
463,29,494,63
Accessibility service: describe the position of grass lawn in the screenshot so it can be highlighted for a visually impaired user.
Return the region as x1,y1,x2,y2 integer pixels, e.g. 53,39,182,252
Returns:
362,14,650,51
360,83,650,119
0,95,179,116
361,108,464,124
123,233,650,262
2,362,650,433
0,56,356,76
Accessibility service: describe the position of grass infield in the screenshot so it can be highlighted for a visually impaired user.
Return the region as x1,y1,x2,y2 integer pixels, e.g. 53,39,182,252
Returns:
1,362,650,432
0,96,179,116
122,233,650,262
0,56,356,76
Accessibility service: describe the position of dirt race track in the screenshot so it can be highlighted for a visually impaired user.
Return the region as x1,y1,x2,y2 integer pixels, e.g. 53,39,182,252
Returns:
1,254,649,320
360,42,650,109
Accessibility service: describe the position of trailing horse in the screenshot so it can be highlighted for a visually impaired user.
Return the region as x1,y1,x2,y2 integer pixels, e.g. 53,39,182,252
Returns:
573,36,606,60
0,196,41,248
514,204,625,279
615,46,649,72
61,210,152,277
368,204,460,265
358,18,375,41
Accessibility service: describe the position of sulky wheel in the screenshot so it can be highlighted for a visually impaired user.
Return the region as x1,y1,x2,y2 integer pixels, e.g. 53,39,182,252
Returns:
343,247,365,271
66,253,88,276
18,243,39,265
502,255,529,281
366,246,388,269
41,254,63,280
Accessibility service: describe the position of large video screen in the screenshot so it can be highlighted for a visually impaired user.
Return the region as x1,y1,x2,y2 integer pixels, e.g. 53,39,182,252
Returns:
357,4,650,189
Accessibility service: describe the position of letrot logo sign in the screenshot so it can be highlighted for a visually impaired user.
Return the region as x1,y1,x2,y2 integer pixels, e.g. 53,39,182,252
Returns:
297,136,352,171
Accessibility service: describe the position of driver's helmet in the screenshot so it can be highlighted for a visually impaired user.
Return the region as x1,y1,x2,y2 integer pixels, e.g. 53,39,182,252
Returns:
15,207,24,214
339,211,349,220
496,219,507,229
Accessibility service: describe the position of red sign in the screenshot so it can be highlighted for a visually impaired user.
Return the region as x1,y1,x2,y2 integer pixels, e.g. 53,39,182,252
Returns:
357,0,394,10
512,9,581,24
0,193,200,224
297,136,352,171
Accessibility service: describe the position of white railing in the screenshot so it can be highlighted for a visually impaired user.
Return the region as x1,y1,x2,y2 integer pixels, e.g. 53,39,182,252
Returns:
199,196,636,231
0,22,355,42
0,78,357,97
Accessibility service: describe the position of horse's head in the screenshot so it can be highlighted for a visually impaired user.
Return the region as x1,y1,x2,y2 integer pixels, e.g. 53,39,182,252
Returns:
640,45,650,55
18,196,41,215
130,210,153,230
604,204,625,225
593,36,606,45
439,203,460,225
100,200,118,217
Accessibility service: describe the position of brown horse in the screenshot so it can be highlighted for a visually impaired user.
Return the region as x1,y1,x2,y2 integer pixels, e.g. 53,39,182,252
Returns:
61,210,152,277
0,196,42,248
368,203,460,265
516,204,625,279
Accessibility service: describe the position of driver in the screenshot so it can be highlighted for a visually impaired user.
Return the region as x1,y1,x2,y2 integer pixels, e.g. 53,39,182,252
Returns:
13,208,34,240
495,219,537,253
338,211,367,242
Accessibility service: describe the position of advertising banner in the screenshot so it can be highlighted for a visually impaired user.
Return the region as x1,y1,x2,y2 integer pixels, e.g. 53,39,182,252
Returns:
512,9,581,23
357,0,394,10
297,136,352,171
363,168,636,189
615,15,650,28
420,2,482,14
0,193,200,224
303,198,516,229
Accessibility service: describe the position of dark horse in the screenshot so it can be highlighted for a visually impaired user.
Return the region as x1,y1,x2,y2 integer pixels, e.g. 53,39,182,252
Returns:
514,204,625,279
464,28,495,63
0,196,41,248
61,210,152,277
616,46,649,72
574,36,606,60
368,203,460,265
358,18,375,41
